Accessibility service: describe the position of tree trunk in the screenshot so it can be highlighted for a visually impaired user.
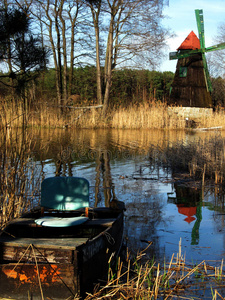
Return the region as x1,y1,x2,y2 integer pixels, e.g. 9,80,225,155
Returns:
59,0,67,105
103,15,114,116
68,2,79,97
94,19,102,105
54,1,63,107
4,0,16,99
45,0,62,106
90,2,102,105
68,20,75,97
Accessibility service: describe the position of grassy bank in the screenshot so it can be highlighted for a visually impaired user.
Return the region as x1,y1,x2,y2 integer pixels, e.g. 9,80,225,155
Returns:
1,98,225,129
83,242,225,300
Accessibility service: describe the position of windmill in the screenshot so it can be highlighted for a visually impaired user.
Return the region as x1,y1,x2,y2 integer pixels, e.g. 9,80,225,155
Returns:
169,9,225,108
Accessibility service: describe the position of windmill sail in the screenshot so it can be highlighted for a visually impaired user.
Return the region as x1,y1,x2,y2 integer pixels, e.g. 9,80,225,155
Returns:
195,9,211,92
195,9,205,49
206,43,225,52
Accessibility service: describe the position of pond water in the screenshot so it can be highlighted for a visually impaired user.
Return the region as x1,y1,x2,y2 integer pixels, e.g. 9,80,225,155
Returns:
8,128,225,297
26,128,225,265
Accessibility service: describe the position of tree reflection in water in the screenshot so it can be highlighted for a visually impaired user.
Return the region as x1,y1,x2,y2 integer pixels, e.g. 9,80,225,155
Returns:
95,150,118,207
53,145,122,209
18,128,225,265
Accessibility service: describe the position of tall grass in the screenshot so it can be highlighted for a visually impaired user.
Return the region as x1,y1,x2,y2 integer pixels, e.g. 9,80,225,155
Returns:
0,98,24,128
111,101,173,129
28,101,193,129
84,242,225,300
148,135,225,185
0,130,41,229
2,97,225,129
198,108,225,129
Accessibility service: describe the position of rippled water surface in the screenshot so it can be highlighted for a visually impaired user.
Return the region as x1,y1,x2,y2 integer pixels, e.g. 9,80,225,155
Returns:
24,128,225,271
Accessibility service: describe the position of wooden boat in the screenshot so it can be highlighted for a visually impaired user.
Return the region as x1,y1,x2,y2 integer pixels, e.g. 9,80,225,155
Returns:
0,177,124,299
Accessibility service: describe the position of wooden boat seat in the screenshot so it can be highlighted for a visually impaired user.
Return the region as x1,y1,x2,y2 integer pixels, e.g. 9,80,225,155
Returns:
9,217,116,228
35,216,88,227
35,177,89,227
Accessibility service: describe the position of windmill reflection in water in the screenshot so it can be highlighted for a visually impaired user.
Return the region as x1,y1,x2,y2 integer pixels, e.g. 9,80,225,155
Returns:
168,183,202,245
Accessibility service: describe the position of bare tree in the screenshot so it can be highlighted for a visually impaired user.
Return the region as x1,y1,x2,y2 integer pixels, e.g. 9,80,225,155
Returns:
67,0,81,97
208,23,225,78
86,0,170,115
28,0,90,107
28,0,63,105
5,0,170,116
87,0,103,104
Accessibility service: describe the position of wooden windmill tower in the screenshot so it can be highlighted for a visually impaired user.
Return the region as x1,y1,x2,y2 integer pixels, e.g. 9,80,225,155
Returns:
169,9,225,108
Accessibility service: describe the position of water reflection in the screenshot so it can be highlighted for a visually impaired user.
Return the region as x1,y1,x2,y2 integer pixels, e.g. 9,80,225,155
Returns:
168,184,203,245
2,128,225,266
94,150,118,207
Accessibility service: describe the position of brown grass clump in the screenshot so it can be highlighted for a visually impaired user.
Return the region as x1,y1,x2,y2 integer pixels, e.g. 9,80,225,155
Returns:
0,130,41,229
85,241,225,300
29,101,185,129
2,96,225,129
0,98,24,128
148,135,225,185
111,101,172,129
198,108,225,129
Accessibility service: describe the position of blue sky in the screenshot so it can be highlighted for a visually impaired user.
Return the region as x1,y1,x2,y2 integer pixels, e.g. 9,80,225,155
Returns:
160,0,225,72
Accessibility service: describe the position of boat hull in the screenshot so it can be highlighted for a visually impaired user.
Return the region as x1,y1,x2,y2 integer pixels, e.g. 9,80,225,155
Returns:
0,208,123,299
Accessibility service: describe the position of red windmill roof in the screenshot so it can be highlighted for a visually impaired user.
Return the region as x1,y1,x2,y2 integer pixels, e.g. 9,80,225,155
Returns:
177,31,200,50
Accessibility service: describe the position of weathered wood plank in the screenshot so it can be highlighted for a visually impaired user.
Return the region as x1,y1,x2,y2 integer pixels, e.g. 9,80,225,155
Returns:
1,245,73,264
7,218,39,227
84,218,115,227
52,104,103,110
0,263,78,299
193,126,222,131
1,236,88,248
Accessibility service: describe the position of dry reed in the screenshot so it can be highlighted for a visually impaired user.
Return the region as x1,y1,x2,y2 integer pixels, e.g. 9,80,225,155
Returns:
148,135,225,185
2,97,225,129
0,130,42,229
84,241,225,300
